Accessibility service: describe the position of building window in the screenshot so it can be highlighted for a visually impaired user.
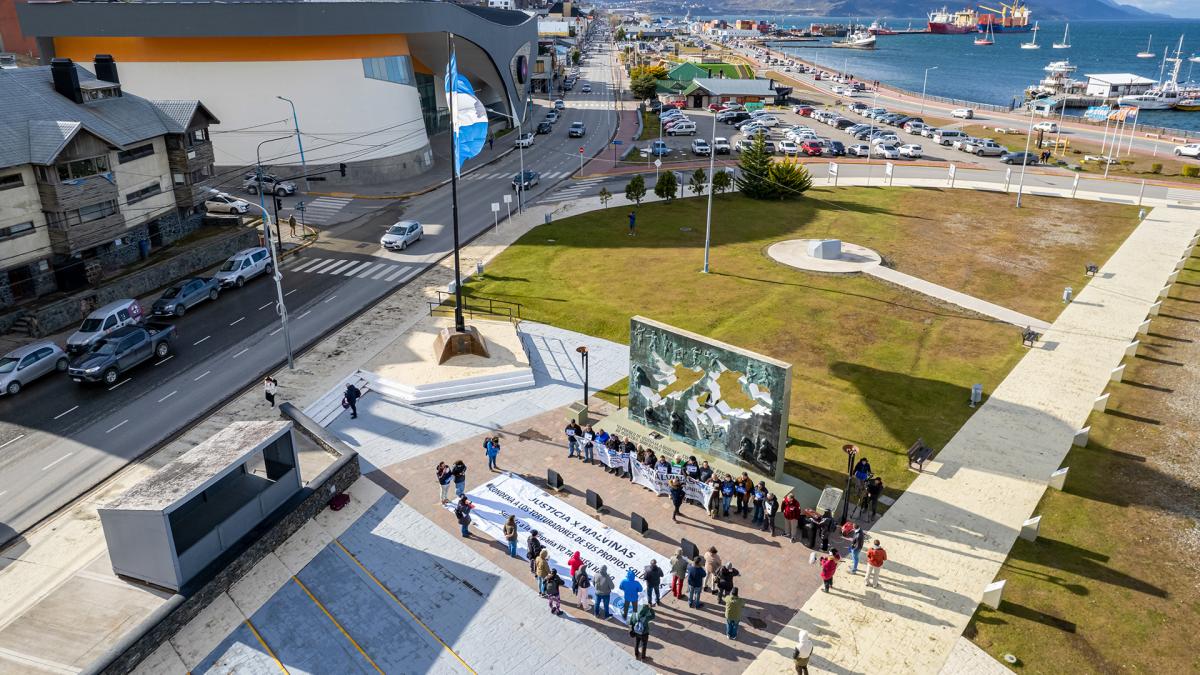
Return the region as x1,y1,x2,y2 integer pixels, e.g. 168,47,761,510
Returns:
126,182,162,205
116,144,155,164
191,128,209,144
362,55,414,85
0,173,23,191
189,165,211,184
56,155,110,182
0,221,35,240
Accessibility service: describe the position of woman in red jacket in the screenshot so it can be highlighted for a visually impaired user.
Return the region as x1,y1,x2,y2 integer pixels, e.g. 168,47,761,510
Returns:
781,494,802,540
567,551,585,579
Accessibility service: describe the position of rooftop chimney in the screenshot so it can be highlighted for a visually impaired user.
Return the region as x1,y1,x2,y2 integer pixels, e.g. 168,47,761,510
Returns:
50,58,83,104
94,54,119,85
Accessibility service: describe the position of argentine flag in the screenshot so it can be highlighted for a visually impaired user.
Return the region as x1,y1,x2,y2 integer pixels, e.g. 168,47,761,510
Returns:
445,49,489,176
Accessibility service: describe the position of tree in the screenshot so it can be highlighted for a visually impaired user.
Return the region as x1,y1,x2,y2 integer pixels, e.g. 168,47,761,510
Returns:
631,65,669,81
689,168,707,196
625,174,646,205
631,73,658,102
768,160,813,200
598,186,612,208
654,170,678,202
615,26,626,41
736,134,776,200
712,169,732,195
571,49,581,65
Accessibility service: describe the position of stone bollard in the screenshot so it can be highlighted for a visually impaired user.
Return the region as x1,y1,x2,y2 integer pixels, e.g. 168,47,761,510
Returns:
1019,516,1041,542
1110,364,1126,383
1125,341,1140,358
1049,467,1069,490
1072,426,1090,448
1093,393,1109,412
982,580,1006,610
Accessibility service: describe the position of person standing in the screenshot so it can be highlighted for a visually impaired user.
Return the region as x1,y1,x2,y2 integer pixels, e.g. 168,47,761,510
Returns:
686,557,707,608
568,551,585,580
724,587,745,640
630,603,655,661
484,436,500,471
864,477,884,522
526,530,544,577
845,524,865,574
287,213,297,237
669,549,687,600
751,482,767,525
794,629,814,675
573,564,591,610
763,492,779,535
535,549,551,596
866,540,887,588
582,425,596,464
343,383,361,419
503,515,519,558
735,473,753,518
264,376,278,407
565,421,580,458
593,565,614,618
819,548,841,592
451,460,467,498
704,547,722,593
453,496,474,538
435,461,452,504
642,559,664,606
720,475,735,517
627,211,636,236
814,509,833,552
545,568,564,615
782,493,801,540
619,569,643,621
715,561,740,603
669,478,685,522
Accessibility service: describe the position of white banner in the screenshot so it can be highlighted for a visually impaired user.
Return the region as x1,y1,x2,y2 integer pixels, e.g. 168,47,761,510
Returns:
451,474,668,623
596,444,630,470
628,460,716,507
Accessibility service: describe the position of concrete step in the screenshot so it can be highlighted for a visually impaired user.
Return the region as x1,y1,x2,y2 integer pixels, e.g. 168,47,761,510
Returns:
364,369,535,405
304,372,371,427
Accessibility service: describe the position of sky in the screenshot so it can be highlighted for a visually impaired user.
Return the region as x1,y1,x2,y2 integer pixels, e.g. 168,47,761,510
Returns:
1120,0,1200,19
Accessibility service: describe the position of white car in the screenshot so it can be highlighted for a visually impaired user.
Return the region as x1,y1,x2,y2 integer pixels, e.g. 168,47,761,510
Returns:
712,137,732,154
778,140,801,156
214,247,272,288
752,115,780,127
205,193,250,215
514,132,534,148
873,144,900,159
832,86,846,95
905,122,928,135
1033,121,1058,133
951,108,975,119
381,219,424,251
871,134,900,146
848,144,871,157
898,144,923,159
1174,143,1200,158
691,138,711,156
921,127,939,138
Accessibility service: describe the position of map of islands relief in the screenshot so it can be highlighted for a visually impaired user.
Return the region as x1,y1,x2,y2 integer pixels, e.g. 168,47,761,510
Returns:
628,318,791,477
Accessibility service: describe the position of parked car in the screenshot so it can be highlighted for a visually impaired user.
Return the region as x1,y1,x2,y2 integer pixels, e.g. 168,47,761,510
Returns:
0,342,69,396
152,278,220,317
721,111,752,125
1000,151,1039,165
544,111,559,124
873,144,900,159
792,104,814,116
921,127,939,138
905,122,928,135
713,137,732,154
381,219,424,251
898,144,923,159
66,299,144,356
848,144,871,157
1033,121,1058,133
968,139,1006,156
643,140,671,156
204,192,250,215
826,140,846,156
800,140,823,156
691,138,711,156
511,170,541,191
762,140,777,154
242,174,296,196
952,136,981,151
68,323,176,386
536,121,552,134
934,129,967,146
214,247,273,289
834,118,857,130
667,121,697,136
778,140,801,156
951,107,975,119
734,138,757,152
568,121,586,137
1174,143,1200,158
515,132,535,148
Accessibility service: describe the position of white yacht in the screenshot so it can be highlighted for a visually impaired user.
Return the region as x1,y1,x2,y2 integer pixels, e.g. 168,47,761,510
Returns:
832,31,877,50
1119,36,1186,109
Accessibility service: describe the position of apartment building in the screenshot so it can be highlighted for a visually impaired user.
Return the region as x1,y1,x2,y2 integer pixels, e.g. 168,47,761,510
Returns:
0,56,217,306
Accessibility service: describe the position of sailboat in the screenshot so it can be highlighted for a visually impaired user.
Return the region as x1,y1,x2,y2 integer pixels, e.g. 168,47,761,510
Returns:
1021,22,1040,49
1137,35,1155,58
974,21,994,46
1052,23,1070,49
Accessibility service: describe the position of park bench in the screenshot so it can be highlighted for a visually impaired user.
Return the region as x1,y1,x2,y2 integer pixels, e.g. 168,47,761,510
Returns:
1021,326,1041,348
907,438,934,472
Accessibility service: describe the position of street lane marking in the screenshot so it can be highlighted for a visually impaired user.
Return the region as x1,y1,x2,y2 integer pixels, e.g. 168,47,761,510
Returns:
383,267,408,282
41,453,74,471
323,294,338,303
297,310,311,320
270,327,283,336
230,317,245,326
290,258,321,272
54,406,78,420
194,370,211,381
233,347,250,358
370,265,397,280
306,259,339,274
343,261,373,276
158,390,177,403
108,378,131,391
106,420,128,434
285,289,298,297
193,336,210,345
155,355,174,366
357,262,386,278
323,260,356,274
0,434,25,449
259,302,273,311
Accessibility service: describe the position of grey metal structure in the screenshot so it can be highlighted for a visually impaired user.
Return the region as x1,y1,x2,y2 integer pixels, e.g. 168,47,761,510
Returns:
98,421,302,591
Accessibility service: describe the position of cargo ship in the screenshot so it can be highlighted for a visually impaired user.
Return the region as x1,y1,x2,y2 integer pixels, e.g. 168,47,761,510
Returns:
927,7,978,34
977,1,1033,33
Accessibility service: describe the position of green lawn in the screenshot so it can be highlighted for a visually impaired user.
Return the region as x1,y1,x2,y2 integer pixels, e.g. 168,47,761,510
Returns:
966,261,1200,672
465,189,1138,499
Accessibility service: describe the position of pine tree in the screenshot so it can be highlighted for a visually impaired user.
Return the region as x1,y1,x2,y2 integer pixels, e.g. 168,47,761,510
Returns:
625,174,646,205
598,186,612,208
654,170,678,202
689,168,707,196
712,168,732,195
768,160,813,200
736,134,775,200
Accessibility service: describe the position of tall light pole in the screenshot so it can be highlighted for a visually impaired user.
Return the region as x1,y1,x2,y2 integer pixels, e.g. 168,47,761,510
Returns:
276,96,309,194
702,107,718,273
919,66,938,115
1014,102,1037,208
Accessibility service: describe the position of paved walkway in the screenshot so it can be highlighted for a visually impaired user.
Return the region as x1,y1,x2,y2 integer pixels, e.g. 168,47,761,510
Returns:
742,204,1199,673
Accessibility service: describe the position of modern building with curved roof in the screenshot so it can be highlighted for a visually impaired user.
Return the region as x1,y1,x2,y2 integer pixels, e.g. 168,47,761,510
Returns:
17,0,538,184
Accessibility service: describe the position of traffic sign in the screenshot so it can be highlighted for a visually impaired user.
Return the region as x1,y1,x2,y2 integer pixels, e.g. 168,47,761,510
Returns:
579,147,585,153
654,159,662,167
612,140,623,145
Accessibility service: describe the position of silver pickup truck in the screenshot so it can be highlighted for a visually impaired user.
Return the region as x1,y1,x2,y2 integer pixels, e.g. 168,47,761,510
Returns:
151,277,220,317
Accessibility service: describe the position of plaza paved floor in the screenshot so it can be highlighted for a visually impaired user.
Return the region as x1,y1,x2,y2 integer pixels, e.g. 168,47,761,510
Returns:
742,205,1199,674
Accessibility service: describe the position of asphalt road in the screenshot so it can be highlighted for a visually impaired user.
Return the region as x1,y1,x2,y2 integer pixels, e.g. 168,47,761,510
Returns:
0,34,620,547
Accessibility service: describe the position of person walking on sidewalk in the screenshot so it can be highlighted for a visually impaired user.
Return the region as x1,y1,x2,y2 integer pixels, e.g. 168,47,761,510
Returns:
545,568,564,615
593,565,614,618
704,547,722,593
619,568,643,621
724,587,745,640
435,462,453,504
794,629,814,675
484,436,501,471
686,557,707,608
866,540,888,588
343,383,361,419
845,524,865,574
263,376,278,407
503,515,519,558
630,603,655,661
453,496,474,538
669,549,688,600
642,559,664,606
451,460,467,497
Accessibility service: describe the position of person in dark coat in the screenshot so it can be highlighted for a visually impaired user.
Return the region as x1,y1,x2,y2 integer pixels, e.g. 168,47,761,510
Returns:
451,460,467,498
814,510,834,552
715,562,740,603
344,383,361,418
669,478,685,522
526,530,544,577
642,559,664,606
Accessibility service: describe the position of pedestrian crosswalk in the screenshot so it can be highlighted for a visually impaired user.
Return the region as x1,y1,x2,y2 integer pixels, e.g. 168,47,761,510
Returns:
298,197,352,225
461,170,574,182
283,255,420,284
538,177,610,204
568,102,614,110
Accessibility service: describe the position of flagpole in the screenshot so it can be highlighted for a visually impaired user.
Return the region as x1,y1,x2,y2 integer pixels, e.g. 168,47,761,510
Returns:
447,32,466,333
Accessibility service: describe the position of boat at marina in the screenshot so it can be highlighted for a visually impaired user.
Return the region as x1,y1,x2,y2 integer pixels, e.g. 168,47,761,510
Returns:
1119,36,1190,110
867,20,897,36
977,1,1033,33
1021,22,1040,49
1052,23,1070,49
1025,60,1086,99
1137,35,1155,59
1176,99,1200,111
927,7,978,35
832,30,877,50
974,22,995,46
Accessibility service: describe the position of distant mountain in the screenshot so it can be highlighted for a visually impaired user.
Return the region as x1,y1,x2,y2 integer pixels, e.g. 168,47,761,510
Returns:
694,0,1172,20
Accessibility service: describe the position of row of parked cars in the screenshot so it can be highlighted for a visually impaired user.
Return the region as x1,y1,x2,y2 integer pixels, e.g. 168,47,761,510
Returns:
0,247,276,395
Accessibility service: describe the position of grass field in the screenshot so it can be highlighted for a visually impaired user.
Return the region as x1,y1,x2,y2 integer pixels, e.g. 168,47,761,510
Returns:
464,189,1139,499
966,260,1200,672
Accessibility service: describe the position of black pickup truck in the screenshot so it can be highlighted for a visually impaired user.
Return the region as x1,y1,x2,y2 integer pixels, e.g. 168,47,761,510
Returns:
67,322,176,385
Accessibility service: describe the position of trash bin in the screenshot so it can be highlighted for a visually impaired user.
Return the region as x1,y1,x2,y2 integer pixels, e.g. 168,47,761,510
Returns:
544,213,552,225
802,522,816,549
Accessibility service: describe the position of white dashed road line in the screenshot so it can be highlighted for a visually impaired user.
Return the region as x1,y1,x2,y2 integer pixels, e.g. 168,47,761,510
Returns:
106,420,128,434
194,370,211,381
54,406,78,420
323,295,338,303
108,378,130,391
0,434,25,449
42,453,74,471
155,355,174,366
298,310,311,320
158,390,177,403
229,317,245,326
233,347,250,358
193,336,210,346
259,302,273,311
285,289,298,297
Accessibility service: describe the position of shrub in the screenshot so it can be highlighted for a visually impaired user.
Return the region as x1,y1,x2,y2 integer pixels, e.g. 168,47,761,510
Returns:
1150,163,1163,174
1183,165,1200,178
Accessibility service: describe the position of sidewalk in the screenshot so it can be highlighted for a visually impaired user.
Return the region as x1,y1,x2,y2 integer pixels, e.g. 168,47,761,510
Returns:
742,204,1198,673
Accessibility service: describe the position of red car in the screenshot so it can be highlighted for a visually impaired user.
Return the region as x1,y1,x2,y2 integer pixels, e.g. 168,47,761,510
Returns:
800,141,824,156
792,105,814,117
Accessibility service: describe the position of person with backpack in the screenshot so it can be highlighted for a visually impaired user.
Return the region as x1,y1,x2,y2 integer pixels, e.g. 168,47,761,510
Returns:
343,383,361,419
715,561,740,603
573,564,591,610
451,460,467,498
630,603,655,661
453,496,474,538
642,559,664,606
593,565,614,619
724,587,746,640
503,515,519,558
435,462,453,504
618,568,643,621
669,478,685,522
545,568,564,615
669,549,688,600
686,557,707,608
535,549,551,596
527,530,544,576
484,436,501,472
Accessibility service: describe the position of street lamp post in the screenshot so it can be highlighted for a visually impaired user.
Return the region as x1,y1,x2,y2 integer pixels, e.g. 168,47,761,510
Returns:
575,346,589,407
839,444,858,525
276,96,310,194
1014,102,1037,208
702,107,718,274
919,66,938,115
